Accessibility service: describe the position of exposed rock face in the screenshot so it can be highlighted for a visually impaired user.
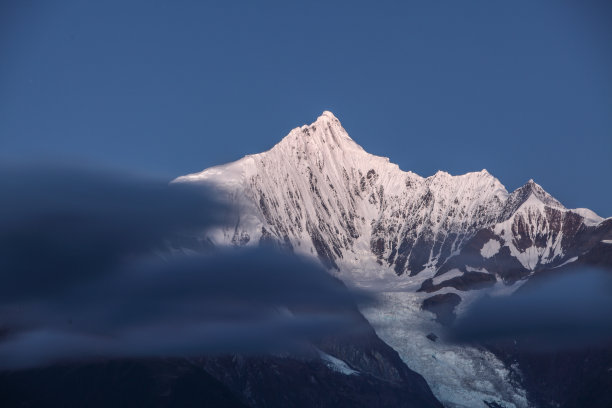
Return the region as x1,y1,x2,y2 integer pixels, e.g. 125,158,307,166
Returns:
419,271,497,293
438,207,611,287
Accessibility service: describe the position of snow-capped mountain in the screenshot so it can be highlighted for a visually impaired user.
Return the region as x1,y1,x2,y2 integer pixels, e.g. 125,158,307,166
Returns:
175,111,611,408
175,111,606,286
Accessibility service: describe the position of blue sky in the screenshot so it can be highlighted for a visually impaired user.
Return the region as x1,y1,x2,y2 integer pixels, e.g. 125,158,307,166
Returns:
1,0,610,215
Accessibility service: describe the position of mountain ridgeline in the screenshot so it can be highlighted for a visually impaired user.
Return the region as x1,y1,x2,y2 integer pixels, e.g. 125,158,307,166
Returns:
175,111,609,292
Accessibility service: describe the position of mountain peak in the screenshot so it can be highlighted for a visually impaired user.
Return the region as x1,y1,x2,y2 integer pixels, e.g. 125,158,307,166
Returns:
521,179,551,198
307,110,344,133
277,111,359,152
504,179,564,214
301,111,341,130
319,110,338,120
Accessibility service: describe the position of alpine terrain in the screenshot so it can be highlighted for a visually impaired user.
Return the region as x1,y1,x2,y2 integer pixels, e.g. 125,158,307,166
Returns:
175,111,612,408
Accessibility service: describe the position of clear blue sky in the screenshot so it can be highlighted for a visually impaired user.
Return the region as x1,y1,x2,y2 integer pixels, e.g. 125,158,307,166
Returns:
1,0,610,216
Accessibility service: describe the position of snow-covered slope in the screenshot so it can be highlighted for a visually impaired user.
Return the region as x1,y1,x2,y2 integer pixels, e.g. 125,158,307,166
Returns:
174,111,607,408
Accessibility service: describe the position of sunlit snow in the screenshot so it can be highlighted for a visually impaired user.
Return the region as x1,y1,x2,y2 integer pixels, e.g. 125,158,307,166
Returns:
480,239,501,258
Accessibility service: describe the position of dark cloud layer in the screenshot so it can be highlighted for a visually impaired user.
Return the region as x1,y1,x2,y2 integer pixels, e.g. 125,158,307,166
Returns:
0,164,371,369
449,267,612,351
0,164,225,301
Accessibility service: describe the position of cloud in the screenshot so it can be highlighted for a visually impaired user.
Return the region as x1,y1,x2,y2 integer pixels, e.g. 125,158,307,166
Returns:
0,164,372,369
0,163,225,301
448,267,612,351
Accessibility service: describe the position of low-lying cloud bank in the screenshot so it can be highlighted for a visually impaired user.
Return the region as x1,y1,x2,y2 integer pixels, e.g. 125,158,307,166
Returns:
449,267,612,350
0,164,372,369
